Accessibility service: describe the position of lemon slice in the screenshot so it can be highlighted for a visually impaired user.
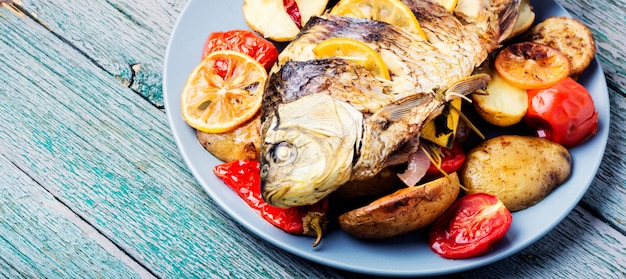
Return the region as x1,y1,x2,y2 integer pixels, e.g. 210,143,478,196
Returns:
313,37,391,80
181,50,267,133
330,0,427,40
494,42,570,89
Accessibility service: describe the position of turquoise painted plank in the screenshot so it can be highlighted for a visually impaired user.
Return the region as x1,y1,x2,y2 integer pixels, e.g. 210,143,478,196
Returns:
17,0,189,108
556,0,626,235
463,207,626,278
0,154,141,278
0,0,623,278
0,8,358,279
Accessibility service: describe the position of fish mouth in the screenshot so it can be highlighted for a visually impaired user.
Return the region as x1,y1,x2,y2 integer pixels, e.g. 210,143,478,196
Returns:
261,184,292,208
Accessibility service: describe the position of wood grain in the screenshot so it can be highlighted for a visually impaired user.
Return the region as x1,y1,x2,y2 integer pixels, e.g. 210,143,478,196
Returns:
461,207,626,279
557,0,626,235
0,0,624,278
0,154,145,278
0,8,357,279
17,0,188,108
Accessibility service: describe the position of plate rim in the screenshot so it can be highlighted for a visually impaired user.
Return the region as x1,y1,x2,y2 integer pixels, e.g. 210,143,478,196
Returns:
162,0,610,276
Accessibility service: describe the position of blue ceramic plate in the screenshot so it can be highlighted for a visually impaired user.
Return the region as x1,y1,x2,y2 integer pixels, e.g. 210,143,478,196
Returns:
163,0,609,276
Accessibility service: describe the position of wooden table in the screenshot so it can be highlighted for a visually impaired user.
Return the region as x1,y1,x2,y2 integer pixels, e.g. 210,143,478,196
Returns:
1,0,624,278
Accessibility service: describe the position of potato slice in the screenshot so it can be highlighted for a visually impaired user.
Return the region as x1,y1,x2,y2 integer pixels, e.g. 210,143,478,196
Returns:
460,135,572,212
243,0,329,42
525,16,596,79
338,173,460,239
472,71,528,127
196,115,260,162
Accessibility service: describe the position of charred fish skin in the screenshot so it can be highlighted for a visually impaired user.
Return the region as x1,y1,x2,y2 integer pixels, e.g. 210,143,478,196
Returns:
277,14,479,95
260,91,443,208
351,93,441,180
260,92,441,208
259,57,400,208
495,0,522,43
400,0,487,68
352,73,491,180
261,94,363,208
450,0,521,51
261,58,393,124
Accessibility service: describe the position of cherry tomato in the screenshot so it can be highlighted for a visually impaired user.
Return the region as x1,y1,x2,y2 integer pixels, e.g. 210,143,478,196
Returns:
426,142,466,176
201,30,278,71
429,193,512,259
524,77,598,148
494,42,570,89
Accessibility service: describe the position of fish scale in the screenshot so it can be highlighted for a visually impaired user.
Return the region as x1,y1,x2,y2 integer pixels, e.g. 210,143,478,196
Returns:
277,14,482,96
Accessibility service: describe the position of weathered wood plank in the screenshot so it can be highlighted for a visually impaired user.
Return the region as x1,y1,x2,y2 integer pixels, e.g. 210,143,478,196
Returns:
0,9,357,279
0,0,624,278
16,0,188,107
0,154,146,278
557,0,626,235
460,206,626,279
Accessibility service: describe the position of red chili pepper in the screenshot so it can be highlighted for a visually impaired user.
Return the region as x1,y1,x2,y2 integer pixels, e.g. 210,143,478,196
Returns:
213,160,327,246
524,77,598,148
283,0,303,29
426,142,466,176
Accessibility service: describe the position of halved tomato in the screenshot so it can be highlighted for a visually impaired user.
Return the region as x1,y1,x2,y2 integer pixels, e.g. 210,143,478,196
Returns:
525,77,598,148
429,193,512,259
201,30,278,72
494,42,570,89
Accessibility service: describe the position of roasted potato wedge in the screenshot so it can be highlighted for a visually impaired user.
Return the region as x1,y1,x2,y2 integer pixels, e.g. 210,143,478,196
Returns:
196,115,260,162
472,71,528,127
460,135,572,211
525,16,596,79
338,173,460,239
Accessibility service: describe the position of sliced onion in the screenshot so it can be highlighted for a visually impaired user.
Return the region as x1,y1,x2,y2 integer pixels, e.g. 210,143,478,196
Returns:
397,146,431,187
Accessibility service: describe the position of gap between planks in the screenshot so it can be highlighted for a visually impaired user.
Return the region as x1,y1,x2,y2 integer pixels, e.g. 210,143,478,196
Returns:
20,164,158,279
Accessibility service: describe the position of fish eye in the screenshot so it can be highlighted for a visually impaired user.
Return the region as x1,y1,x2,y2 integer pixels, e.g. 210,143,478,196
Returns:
269,141,298,165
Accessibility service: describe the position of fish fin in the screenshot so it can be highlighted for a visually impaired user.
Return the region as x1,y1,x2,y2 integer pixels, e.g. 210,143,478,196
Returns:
442,73,491,102
375,93,433,122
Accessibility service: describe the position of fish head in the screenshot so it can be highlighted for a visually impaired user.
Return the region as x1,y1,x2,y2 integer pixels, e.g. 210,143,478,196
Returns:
260,94,363,208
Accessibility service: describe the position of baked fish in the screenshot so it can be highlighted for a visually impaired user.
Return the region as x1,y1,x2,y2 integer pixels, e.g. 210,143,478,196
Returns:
260,0,518,208
261,59,489,207
275,13,485,98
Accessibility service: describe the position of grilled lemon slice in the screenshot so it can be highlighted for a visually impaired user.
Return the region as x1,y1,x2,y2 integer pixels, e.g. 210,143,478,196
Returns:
525,16,596,79
181,50,266,133
330,0,427,40
313,37,391,80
